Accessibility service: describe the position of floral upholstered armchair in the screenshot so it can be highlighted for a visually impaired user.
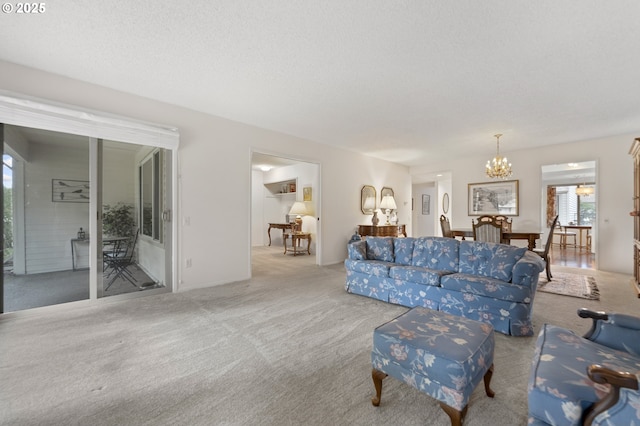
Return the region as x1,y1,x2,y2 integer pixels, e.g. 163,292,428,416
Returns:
528,309,640,425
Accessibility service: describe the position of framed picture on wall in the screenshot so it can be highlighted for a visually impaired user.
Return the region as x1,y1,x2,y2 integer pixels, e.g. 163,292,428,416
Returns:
52,179,90,203
468,179,519,216
422,194,430,215
303,187,312,201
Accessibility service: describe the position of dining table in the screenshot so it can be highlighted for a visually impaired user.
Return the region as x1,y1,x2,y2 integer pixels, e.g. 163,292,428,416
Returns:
561,224,592,250
451,228,542,251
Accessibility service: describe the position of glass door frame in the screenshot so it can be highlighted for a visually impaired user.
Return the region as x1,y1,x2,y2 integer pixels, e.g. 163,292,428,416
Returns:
0,91,179,311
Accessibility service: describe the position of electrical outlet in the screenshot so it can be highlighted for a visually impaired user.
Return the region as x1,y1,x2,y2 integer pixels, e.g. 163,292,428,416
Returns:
186,258,192,268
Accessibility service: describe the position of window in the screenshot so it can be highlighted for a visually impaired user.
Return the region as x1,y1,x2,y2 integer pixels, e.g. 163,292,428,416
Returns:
140,149,164,242
555,185,595,226
3,154,13,264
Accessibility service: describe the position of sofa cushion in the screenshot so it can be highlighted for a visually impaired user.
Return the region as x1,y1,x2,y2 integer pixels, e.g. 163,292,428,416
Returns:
528,324,640,426
411,237,459,272
441,273,532,303
366,237,395,262
347,241,366,260
393,238,416,265
389,265,450,286
344,259,392,277
458,241,527,282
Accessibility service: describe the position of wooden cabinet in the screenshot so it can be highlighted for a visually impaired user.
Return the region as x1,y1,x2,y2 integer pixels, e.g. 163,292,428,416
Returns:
630,137,640,297
358,224,407,238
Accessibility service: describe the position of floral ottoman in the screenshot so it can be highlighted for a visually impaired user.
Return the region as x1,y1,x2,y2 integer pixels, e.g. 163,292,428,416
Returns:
371,307,495,425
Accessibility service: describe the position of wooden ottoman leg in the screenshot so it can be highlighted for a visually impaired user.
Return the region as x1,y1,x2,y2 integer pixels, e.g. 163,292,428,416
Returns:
439,402,467,426
483,363,496,398
371,369,388,406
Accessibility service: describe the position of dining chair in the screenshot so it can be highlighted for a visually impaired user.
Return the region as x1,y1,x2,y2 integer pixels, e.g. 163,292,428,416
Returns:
493,215,513,232
553,221,577,248
472,216,504,243
533,215,558,281
439,214,453,238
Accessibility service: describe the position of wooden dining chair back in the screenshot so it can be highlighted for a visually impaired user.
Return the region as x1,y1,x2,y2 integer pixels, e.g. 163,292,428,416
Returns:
493,215,513,232
534,215,559,281
472,216,504,243
440,215,453,238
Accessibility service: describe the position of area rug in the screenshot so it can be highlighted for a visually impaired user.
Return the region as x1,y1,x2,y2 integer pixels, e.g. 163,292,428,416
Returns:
538,272,600,300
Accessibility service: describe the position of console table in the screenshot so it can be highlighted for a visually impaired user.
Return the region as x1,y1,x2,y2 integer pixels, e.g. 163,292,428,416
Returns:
358,224,407,238
268,223,293,246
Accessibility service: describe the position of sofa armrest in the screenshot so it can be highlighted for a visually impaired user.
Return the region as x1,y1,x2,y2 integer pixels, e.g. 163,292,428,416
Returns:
584,365,639,426
511,251,545,286
579,308,640,355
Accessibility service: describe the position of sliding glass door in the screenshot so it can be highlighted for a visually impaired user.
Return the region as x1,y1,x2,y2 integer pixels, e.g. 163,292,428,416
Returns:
2,126,91,311
0,92,178,313
1,126,174,312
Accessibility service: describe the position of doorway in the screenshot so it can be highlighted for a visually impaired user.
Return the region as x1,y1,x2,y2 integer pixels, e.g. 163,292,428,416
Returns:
250,152,320,272
541,161,597,270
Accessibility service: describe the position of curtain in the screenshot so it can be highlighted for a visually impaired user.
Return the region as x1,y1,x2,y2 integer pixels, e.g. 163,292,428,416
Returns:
546,186,556,227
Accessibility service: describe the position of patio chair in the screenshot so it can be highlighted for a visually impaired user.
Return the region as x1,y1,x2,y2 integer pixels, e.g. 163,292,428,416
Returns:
104,230,139,290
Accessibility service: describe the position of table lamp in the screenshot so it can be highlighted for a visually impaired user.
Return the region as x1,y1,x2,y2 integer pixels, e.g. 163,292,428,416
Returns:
363,196,377,224
289,201,308,232
380,195,397,225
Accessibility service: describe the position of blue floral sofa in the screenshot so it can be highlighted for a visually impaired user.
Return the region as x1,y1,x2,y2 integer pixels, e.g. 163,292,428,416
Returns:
344,236,545,336
528,309,640,425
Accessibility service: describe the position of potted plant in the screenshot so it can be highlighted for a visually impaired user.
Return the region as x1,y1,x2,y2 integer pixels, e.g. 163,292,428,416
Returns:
102,203,136,237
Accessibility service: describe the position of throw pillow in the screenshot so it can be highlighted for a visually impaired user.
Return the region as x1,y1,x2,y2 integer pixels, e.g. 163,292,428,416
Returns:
366,237,394,262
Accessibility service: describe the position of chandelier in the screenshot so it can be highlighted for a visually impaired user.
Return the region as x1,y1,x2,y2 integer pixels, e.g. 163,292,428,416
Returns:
575,185,595,197
485,133,513,179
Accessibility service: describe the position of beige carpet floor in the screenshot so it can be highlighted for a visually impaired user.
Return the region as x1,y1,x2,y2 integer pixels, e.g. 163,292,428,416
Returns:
1,247,638,425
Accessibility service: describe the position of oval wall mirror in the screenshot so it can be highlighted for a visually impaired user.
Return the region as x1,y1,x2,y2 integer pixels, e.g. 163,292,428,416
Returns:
361,185,377,214
442,193,450,214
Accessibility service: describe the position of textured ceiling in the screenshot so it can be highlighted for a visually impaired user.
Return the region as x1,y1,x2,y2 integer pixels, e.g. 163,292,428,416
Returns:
1,1,639,167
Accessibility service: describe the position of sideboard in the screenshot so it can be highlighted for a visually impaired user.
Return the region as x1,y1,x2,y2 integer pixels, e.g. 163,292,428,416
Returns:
358,224,407,238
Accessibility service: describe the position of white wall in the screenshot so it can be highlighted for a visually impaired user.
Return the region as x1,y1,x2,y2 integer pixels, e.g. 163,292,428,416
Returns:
24,142,90,273
0,60,412,291
411,135,635,274
411,183,436,237
437,178,453,236
9,139,138,274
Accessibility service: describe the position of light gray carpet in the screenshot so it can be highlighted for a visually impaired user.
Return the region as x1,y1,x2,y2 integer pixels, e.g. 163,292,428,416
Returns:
4,266,159,312
0,247,637,425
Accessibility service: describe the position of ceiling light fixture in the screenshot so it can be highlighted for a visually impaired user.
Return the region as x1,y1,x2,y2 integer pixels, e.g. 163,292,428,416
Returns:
575,185,595,197
485,133,513,179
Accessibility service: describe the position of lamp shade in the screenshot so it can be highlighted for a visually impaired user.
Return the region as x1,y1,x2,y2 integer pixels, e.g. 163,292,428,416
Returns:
363,196,376,211
380,195,397,211
289,201,308,216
